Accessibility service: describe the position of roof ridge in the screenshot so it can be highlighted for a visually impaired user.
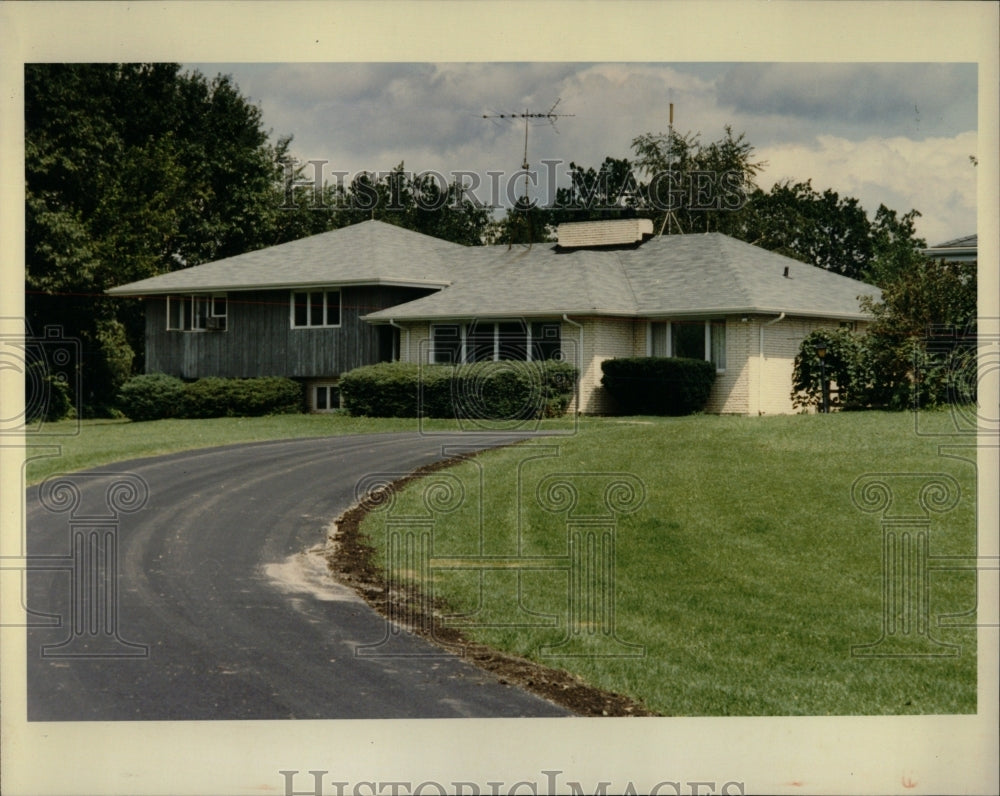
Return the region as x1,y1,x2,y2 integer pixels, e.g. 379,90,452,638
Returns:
713,234,756,308
614,249,642,313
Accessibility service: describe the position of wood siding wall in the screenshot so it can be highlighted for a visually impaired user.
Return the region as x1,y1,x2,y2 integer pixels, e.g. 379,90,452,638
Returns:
144,285,434,379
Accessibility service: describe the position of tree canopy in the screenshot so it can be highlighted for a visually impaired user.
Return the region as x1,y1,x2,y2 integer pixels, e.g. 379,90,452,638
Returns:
26,65,969,418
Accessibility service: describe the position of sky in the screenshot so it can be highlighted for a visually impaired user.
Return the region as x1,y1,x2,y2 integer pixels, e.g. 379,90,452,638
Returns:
188,61,978,246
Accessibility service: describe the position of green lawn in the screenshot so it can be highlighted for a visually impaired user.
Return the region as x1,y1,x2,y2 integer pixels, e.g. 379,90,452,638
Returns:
358,411,979,715
20,409,979,715
21,413,576,485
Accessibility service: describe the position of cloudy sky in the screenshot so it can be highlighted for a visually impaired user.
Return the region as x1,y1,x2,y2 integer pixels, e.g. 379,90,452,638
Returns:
188,61,978,246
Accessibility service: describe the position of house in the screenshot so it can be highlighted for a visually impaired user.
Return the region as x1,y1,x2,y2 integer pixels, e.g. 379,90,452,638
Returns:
922,234,977,263
108,218,881,415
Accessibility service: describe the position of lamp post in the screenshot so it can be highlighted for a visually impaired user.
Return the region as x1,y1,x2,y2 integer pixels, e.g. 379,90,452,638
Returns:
815,342,830,413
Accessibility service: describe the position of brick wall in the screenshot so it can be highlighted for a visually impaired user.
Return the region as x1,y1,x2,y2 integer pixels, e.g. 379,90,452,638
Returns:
755,316,842,415
397,315,855,416
706,317,753,414
569,317,639,414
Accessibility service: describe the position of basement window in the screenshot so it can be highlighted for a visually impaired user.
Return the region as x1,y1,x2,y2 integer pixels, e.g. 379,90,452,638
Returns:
311,383,340,412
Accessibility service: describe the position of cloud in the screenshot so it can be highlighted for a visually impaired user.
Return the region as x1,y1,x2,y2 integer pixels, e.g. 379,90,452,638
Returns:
716,63,976,140
757,130,977,244
190,62,979,242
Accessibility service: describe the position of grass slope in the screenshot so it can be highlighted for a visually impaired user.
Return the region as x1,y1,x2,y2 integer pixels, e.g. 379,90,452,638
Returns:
359,412,978,716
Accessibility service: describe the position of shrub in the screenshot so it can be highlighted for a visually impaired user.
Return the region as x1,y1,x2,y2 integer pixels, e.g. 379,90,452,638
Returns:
183,376,303,418
340,360,578,419
228,377,303,416
116,373,186,422
600,357,716,415
791,328,869,411
117,375,302,420
24,363,74,423
339,362,429,417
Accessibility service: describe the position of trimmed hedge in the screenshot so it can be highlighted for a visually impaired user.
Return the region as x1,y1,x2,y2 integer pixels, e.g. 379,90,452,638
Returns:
601,357,716,415
116,373,187,422
339,360,578,419
117,375,303,421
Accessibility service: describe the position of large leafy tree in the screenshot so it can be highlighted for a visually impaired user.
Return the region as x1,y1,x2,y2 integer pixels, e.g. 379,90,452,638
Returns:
630,125,765,235
337,163,492,246
26,64,310,413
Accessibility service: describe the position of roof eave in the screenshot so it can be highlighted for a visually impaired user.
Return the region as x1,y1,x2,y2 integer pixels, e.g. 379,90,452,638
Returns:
107,277,452,297
366,305,875,323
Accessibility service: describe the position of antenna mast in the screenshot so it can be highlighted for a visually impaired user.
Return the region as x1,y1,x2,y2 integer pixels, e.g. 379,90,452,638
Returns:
658,101,683,236
483,99,574,248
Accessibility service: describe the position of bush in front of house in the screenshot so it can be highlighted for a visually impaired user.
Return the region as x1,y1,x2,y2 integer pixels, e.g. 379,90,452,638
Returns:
339,360,578,419
117,375,302,420
601,357,716,415
339,362,430,417
116,373,187,421
181,376,303,418
791,328,870,411
445,360,578,420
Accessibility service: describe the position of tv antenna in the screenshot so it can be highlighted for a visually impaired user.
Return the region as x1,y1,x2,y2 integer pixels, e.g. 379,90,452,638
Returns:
658,102,683,236
483,99,574,248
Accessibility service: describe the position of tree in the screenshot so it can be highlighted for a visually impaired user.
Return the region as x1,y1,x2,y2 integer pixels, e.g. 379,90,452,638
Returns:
339,164,491,246
791,328,869,411
546,157,642,226
631,125,765,235
859,256,977,409
732,180,878,278
25,64,314,413
485,198,554,246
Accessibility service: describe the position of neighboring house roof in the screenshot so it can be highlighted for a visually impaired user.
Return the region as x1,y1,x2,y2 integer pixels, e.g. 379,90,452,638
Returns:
922,234,977,261
364,232,880,322
107,219,880,321
106,220,467,296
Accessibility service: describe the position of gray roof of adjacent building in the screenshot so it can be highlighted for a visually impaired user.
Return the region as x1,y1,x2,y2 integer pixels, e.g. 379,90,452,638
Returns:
107,219,880,321
922,234,977,261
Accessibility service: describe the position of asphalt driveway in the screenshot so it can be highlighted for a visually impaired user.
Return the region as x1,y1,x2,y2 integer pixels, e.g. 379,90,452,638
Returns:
25,433,570,720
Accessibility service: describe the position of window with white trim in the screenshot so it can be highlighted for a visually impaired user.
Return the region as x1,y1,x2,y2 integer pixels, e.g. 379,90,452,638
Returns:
649,319,725,371
311,383,340,412
430,321,562,364
166,294,227,331
291,290,341,328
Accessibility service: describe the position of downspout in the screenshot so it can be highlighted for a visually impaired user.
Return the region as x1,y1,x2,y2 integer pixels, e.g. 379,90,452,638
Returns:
758,312,786,414
563,314,583,415
388,319,408,363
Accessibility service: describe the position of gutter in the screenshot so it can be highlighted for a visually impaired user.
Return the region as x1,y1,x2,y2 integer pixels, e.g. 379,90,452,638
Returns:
562,314,584,415
388,318,408,363
758,312,786,415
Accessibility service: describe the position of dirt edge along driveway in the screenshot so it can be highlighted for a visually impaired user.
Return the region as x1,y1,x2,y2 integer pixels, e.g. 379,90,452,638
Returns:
325,451,657,718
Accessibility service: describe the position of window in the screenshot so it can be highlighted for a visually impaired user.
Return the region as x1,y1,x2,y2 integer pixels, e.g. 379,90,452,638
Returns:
431,321,562,364
648,319,726,371
650,321,670,357
531,322,562,361
672,320,706,360
710,320,726,370
291,290,341,328
312,383,340,412
431,324,463,364
166,294,226,331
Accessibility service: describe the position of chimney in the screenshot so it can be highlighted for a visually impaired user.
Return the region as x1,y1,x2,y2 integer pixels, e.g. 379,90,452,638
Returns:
556,219,654,249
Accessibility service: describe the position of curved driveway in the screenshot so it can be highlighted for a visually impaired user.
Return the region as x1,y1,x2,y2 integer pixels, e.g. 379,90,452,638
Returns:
26,433,569,720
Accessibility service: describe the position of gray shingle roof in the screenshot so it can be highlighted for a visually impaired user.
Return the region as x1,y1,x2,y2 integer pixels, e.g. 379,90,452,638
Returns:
108,220,880,321
107,220,467,295
365,233,880,322
930,234,977,249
